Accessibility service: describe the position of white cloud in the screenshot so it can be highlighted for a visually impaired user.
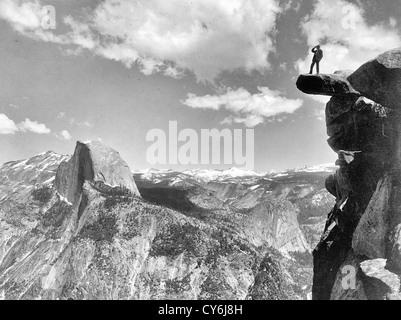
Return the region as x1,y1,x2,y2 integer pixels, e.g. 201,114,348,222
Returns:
0,114,53,135
0,0,67,44
296,0,401,76
0,0,43,31
57,112,93,128
0,0,283,82
389,17,398,28
0,113,19,134
163,65,186,80
54,129,72,141
221,114,265,128
82,121,93,128
57,112,66,120
182,87,303,127
18,118,51,134
59,130,72,141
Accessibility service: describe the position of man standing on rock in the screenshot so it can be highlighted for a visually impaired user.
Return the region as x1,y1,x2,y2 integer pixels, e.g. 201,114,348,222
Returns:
309,45,323,74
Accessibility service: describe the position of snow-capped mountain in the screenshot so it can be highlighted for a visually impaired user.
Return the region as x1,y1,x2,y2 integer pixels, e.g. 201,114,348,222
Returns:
292,163,339,173
0,151,69,202
135,164,337,184
183,167,267,182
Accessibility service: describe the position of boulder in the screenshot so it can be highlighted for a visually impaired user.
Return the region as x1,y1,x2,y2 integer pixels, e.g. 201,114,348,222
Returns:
325,174,337,198
326,96,358,131
348,48,401,108
55,140,140,204
360,259,400,299
330,255,401,300
296,73,360,96
326,96,393,158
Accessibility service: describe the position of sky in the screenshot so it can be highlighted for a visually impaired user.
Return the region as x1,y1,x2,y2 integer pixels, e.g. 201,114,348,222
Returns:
0,0,400,172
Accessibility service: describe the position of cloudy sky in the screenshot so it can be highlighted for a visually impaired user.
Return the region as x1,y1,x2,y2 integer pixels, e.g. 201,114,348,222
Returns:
0,0,400,172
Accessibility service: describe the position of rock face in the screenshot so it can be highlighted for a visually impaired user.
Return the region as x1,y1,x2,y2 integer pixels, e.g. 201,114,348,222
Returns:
244,200,310,254
352,175,392,259
55,141,140,204
297,47,401,300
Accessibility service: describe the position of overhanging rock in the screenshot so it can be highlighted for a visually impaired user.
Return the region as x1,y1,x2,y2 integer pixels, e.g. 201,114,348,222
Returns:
296,71,360,97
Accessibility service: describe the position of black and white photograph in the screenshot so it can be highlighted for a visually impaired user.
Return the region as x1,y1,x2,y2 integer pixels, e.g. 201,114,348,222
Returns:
0,0,401,306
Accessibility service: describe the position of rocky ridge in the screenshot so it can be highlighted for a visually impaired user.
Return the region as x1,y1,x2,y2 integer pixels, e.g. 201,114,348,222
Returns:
0,141,317,300
297,47,401,300
134,165,336,254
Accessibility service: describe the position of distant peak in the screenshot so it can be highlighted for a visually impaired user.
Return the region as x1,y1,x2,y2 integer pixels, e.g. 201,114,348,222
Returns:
36,150,60,157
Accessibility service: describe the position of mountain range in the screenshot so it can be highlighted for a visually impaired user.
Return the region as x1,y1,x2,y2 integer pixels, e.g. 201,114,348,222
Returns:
0,142,336,300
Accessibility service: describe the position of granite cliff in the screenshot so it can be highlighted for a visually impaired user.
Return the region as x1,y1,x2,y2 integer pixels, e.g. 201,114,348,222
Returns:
1,141,325,300
55,140,140,204
297,48,401,300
